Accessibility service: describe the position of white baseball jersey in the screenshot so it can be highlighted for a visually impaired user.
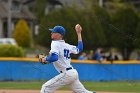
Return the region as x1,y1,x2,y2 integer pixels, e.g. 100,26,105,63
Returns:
50,40,79,72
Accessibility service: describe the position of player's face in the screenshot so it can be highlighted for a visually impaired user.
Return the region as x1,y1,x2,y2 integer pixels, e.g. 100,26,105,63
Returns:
51,33,63,40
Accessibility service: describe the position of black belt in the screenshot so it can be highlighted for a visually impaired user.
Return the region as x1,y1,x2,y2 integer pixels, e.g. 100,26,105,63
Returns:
60,67,72,73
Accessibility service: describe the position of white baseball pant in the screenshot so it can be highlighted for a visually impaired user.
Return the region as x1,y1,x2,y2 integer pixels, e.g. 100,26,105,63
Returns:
40,69,94,93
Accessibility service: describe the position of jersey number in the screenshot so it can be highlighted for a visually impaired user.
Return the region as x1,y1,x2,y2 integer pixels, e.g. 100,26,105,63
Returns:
64,49,70,59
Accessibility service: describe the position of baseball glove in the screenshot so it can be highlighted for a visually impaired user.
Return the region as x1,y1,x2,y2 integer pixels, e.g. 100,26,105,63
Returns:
36,54,48,64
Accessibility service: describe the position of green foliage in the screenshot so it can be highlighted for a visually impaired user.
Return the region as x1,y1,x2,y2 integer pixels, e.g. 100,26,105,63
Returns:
35,6,111,50
92,6,111,47
34,0,140,59
0,44,24,57
134,22,140,48
13,19,32,48
82,10,106,48
34,0,48,20
111,6,139,60
34,0,110,49
35,7,80,47
106,0,134,15
112,6,139,49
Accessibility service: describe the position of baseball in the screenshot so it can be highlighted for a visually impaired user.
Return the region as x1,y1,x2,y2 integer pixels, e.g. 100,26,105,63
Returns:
75,24,79,28
75,24,82,30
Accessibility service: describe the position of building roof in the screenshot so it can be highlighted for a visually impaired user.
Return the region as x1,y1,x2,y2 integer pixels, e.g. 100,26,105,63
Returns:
0,1,36,20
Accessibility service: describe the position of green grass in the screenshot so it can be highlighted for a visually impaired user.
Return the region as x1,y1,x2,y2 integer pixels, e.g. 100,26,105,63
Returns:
83,81,140,92
0,81,43,90
0,81,140,92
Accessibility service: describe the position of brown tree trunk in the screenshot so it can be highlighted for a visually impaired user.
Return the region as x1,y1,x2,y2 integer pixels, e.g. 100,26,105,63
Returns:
121,48,132,60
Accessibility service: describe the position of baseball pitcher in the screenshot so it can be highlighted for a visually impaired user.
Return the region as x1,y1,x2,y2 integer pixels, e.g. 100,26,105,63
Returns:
38,24,96,93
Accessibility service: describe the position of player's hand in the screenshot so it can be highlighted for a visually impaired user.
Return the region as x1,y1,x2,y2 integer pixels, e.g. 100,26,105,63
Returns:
40,57,48,64
36,54,48,64
75,24,82,34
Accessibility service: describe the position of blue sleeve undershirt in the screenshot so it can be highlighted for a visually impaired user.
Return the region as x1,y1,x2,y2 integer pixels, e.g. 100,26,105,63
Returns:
45,53,58,63
76,41,83,53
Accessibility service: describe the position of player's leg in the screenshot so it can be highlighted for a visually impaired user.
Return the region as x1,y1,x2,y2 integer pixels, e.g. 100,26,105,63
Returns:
40,73,66,93
40,69,77,93
69,71,96,93
70,79,95,93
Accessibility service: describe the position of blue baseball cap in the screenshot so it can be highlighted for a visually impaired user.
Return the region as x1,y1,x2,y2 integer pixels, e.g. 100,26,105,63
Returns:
49,26,66,36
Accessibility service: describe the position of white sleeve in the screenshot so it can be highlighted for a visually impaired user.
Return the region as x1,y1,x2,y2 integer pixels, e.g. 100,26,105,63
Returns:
69,45,79,54
50,42,59,55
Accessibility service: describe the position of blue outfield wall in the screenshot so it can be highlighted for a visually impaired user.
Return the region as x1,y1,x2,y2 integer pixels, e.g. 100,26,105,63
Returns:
0,60,140,81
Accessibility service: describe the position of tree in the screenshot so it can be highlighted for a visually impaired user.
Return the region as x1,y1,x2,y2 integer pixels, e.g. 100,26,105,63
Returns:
35,7,80,47
13,19,32,48
112,6,139,60
34,0,48,21
93,6,112,47
134,22,140,48
106,0,126,12
35,6,109,50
